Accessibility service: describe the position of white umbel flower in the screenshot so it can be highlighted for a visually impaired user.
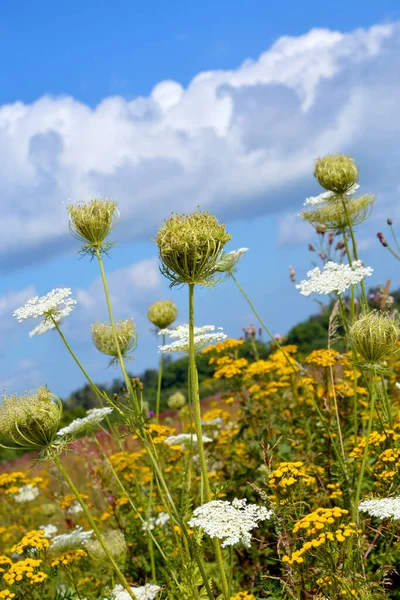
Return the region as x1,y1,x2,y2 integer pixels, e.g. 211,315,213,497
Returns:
215,248,249,273
188,498,273,547
51,526,93,551
14,288,76,323
39,524,58,539
304,184,360,206
296,260,373,297
66,501,84,515
142,512,170,532
12,484,40,503
158,324,226,354
107,583,161,600
358,497,400,520
164,433,213,448
56,407,113,438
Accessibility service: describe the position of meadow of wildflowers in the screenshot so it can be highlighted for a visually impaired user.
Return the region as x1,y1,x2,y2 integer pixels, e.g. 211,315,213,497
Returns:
2,154,400,599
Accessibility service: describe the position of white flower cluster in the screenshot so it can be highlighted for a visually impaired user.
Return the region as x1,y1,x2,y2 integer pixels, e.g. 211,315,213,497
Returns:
215,248,248,273
39,524,58,539
56,407,113,438
142,512,170,531
164,433,213,448
107,584,161,600
66,501,84,515
296,260,373,297
158,324,226,354
51,526,93,551
13,288,76,337
188,498,273,547
304,184,360,206
12,484,40,503
358,497,400,520
202,418,223,426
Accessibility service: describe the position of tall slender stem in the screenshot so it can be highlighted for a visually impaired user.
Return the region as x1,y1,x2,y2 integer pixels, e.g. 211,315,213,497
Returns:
188,284,230,600
339,196,368,309
49,449,136,600
155,334,165,421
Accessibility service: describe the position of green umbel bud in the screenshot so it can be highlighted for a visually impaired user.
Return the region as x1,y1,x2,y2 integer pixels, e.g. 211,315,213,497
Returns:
349,311,400,370
91,320,137,364
148,300,178,329
41,503,58,517
86,529,127,567
300,195,374,232
167,391,186,410
314,154,359,194
68,198,119,253
0,387,62,450
155,209,232,286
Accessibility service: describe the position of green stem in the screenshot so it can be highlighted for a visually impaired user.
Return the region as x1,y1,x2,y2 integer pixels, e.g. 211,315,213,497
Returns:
231,273,349,485
339,196,368,309
155,334,165,421
188,284,230,600
49,449,136,600
353,371,377,521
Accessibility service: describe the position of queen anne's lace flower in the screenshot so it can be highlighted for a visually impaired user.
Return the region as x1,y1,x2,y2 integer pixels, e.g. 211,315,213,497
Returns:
13,288,76,336
304,184,360,206
51,526,93,551
296,260,373,297
358,497,400,520
158,324,226,354
164,433,213,448
107,583,161,600
39,524,58,539
215,248,249,273
188,498,273,547
56,408,113,438
12,484,40,503
142,512,170,531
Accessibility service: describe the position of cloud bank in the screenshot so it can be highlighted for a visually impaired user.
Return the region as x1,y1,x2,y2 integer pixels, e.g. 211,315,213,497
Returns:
1,23,400,268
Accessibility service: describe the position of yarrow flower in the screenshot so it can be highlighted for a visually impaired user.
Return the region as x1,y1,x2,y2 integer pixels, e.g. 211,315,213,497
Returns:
107,583,161,600
358,497,400,520
56,407,113,439
296,261,373,297
164,433,213,448
12,484,40,503
50,527,93,551
13,289,76,338
158,324,227,354
188,498,273,547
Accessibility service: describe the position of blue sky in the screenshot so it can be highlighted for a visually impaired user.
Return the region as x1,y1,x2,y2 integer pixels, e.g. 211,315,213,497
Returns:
1,1,400,398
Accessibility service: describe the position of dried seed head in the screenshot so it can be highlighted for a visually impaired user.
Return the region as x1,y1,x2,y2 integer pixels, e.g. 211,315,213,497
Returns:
0,387,62,450
314,154,359,194
349,311,400,369
148,300,178,329
86,529,127,566
91,320,137,364
167,391,186,410
377,232,388,247
68,198,119,253
155,209,232,286
300,195,374,232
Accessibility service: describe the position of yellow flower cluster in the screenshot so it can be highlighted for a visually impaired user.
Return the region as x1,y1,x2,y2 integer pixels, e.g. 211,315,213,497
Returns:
202,408,231,422
327,483,343,500
268,462,317,490
3,558,47,585
350,430,400,458
51,549,87,567
11,530,49,555
0,472,43,495
293,507,349,536
375,448,400,481
202,338,244,354
147,424,176,443
305,349,341,367
213,358,249,379
108,450,146,474
0,591,16,599
0,556,12,573
230,593,257,600
59,494,89,511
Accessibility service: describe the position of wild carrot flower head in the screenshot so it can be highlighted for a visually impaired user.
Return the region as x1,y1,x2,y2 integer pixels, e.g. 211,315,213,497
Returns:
50,526,93,551
87,529,127,566
214,248,248,275
296,261,373,297
155,209,232,286
358,497,400,520
349,311,400,369
91,320,137,365
158,324,227,354
314,154,359,194
188,498,272,547
108,584,161,599
56,407,113,439
300,194,374,231
13,288,76,337
67,198,119,253
147,300,178,329
167,391,186,409
0,387,62,450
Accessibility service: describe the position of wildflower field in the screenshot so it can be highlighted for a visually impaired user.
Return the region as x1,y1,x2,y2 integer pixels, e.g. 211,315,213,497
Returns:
2,154,400,599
